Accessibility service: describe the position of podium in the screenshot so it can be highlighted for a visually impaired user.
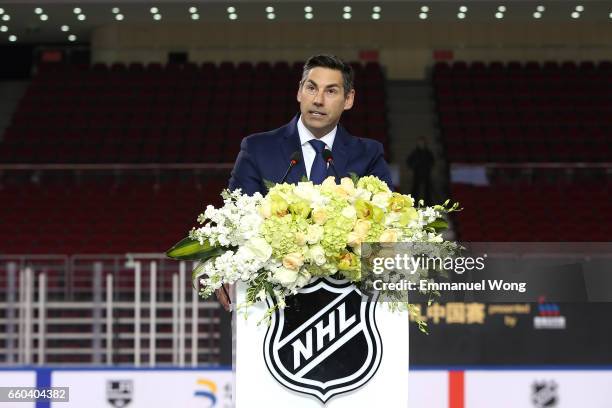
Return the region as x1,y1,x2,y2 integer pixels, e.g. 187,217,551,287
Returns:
233,277,409,407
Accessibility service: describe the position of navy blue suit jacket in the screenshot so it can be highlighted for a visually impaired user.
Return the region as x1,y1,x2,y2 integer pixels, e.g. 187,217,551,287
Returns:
228,115,393,195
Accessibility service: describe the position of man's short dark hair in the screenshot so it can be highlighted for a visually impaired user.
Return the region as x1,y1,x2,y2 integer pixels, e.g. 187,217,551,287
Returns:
300,54,354,96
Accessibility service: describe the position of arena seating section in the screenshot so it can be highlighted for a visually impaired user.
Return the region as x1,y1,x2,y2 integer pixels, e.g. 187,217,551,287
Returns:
451,182,611,242
0,61,387,164
436,61,612,242
434,61,612,163
0,61,388,255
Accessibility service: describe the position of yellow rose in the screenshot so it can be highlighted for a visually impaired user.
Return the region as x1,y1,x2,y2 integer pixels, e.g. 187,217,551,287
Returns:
379,229,399,243
338,177,356,196
353,219,371,237
259,201,272,218
347,231,363,248
294,232,307,247
311,208,328,225
282,252,304,270
321,177,337,192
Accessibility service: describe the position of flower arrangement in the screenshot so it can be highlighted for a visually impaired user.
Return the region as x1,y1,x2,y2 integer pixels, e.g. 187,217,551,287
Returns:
166,175,460,325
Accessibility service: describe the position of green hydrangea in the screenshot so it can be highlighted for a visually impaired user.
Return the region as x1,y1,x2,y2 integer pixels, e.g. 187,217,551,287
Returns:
261,214,308,259
319,197,354,259
356,175,391,195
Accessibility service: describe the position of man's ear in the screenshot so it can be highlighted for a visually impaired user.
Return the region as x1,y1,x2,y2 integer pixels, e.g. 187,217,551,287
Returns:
296,83,302,103
343,89,355,111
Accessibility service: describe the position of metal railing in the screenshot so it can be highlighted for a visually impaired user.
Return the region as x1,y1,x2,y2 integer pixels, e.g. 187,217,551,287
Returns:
0,254,225,367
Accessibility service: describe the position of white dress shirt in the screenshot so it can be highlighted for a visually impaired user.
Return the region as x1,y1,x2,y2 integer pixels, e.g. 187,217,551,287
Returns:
297,114,337,179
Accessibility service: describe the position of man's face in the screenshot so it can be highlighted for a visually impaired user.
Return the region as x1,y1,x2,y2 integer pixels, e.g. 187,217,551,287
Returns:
297,67,355,137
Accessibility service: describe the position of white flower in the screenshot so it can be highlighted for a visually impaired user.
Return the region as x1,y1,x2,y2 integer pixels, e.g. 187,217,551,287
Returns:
294,181,317,202
273,266,300,285
372,192,392,209
308,245,327,266
341,206,357,219
306,224,324,244
245,237,272,262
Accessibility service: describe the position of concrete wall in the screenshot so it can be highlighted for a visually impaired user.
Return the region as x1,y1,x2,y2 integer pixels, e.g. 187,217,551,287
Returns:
92,21,612,79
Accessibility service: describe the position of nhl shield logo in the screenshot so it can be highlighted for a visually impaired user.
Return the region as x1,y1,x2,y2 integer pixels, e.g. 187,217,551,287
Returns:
263,277,382,403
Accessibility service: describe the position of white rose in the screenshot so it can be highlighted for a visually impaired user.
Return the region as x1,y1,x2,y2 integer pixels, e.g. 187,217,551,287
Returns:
306,225,324,244
282,252,304,270
308,245,327,266
244,237,272,262
294,182,316,202
321,176,337,190
341,206,357,219
274,267,299,286
354,188,373,202
372,192,392,209
295,269,312,288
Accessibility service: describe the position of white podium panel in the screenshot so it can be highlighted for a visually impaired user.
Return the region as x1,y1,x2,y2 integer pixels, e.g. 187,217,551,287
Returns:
234,277,408,407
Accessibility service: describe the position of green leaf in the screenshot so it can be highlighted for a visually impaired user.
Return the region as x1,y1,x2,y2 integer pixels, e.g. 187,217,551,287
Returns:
348,172,359,185
166,236,225,261
300,175,309,182
425,218,448,233
263,179,276,190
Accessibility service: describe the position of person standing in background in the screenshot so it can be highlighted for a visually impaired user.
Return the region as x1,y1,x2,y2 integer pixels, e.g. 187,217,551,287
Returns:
407,137,434,205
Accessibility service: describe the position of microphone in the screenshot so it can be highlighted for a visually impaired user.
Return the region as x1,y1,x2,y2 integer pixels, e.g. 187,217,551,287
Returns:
322,149,339,182
281,151,302,183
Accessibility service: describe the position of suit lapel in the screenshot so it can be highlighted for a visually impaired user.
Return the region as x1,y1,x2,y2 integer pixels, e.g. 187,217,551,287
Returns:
331,124,350,179
280,115,307,184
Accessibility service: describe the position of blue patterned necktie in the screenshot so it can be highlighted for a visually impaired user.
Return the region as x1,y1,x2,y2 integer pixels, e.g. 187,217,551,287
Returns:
308,139,327,184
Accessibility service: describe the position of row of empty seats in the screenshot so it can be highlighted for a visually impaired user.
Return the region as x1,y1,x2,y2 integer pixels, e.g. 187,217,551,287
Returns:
1,61,389,164
451,183,611,241
434,61,612,163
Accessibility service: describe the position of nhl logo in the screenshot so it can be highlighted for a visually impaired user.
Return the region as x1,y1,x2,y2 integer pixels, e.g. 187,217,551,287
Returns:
531,380,558,407
106,379,133,408
263,277,382,403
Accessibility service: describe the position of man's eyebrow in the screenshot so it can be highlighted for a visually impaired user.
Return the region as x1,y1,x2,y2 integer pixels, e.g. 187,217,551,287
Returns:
305,79,341,89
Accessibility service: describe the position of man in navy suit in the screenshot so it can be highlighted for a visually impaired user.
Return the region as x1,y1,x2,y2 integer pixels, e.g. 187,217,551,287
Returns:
228,54,392,195
219,55,392,310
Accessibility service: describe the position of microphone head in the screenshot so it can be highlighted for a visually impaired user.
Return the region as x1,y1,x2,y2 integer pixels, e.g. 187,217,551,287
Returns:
322,149,334,163
289,150,302,165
